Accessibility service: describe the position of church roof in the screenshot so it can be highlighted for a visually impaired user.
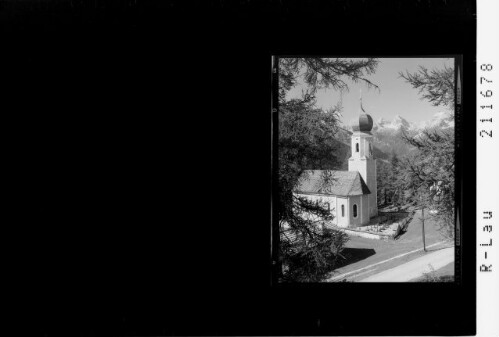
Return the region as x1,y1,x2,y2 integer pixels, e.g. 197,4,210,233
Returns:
294,170,371,197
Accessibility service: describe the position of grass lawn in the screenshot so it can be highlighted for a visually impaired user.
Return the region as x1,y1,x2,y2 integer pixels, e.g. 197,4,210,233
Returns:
327,210,454,281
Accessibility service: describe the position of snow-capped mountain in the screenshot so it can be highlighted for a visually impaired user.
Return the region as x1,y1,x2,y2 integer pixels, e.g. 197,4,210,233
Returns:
371,112,454,133
342,111,455,158
372,115,414,132
417,111,455,130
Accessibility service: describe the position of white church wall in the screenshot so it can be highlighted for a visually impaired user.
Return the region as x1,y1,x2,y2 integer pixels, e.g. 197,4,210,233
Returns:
369,161,378,217
348,158,368,182
351,133,367,158
329,196,337,224
293,193,338,226
348,195,362,227
291,193,371,228
336,197,349,228
349,130,378,219
363,159,377,217
361,194,370,225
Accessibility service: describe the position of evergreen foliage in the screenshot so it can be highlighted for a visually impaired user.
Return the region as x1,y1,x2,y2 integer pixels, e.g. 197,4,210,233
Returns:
278,58,379,282
279,58,379,99
399,129,455,238
376,152,405,207
395,64,455,239
399,64,455,107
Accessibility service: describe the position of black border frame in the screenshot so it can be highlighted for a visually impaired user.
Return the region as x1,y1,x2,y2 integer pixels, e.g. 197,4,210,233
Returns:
268,50,475,334
6,0,476,335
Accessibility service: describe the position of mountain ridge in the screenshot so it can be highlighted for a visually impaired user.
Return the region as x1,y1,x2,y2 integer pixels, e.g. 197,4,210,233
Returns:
337,111,455,161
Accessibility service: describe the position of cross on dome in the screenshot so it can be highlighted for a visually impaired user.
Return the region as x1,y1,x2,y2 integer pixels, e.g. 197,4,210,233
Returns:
351,88,373,132
360,89,366,113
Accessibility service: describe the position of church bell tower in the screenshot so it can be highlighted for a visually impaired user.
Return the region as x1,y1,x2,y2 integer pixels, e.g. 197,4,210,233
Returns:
348,91,378,218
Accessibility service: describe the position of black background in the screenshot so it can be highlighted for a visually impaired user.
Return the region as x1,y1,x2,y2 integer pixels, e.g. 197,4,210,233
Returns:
3,0,476,335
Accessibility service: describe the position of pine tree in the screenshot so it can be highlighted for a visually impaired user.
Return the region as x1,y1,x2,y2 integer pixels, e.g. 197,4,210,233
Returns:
398,130,455,239
278,58,379,282
399,64,454,107
376,160,391,207
389,151,400,205
397,64,455,239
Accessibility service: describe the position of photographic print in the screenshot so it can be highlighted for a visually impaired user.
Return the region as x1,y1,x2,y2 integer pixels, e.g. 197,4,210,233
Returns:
276,57,458,283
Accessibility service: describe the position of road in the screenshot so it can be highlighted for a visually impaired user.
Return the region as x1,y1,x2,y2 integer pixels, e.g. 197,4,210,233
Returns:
358,246,454,282
326,210,455,282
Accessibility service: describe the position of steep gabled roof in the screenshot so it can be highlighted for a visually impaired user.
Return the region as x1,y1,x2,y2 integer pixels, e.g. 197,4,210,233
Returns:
294,170,371,197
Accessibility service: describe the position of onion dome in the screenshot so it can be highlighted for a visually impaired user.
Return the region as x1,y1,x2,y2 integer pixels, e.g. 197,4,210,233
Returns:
351,113,374,132
351,89,373,132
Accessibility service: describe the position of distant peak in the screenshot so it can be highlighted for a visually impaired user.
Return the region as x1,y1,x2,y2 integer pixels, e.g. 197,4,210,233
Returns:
432,111,452,119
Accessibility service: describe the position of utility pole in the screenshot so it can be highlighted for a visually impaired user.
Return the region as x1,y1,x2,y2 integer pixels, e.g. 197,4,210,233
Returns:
420,192,427,252
421,206,426,252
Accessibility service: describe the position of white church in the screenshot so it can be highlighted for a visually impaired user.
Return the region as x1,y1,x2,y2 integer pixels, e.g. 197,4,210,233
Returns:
294,100,378,228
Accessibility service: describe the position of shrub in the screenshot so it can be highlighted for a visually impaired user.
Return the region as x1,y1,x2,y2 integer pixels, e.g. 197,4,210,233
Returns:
280,228,349,282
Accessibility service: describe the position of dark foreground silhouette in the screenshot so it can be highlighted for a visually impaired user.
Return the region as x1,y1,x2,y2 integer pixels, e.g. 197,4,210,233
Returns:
334,247,376,269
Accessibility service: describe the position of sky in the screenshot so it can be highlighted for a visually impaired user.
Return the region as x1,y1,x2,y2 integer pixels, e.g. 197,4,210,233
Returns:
286,58,454,126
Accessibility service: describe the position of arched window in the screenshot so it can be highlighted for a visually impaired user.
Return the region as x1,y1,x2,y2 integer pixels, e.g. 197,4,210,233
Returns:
356,143,359,152
341,205,345,217
353,204,358,218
